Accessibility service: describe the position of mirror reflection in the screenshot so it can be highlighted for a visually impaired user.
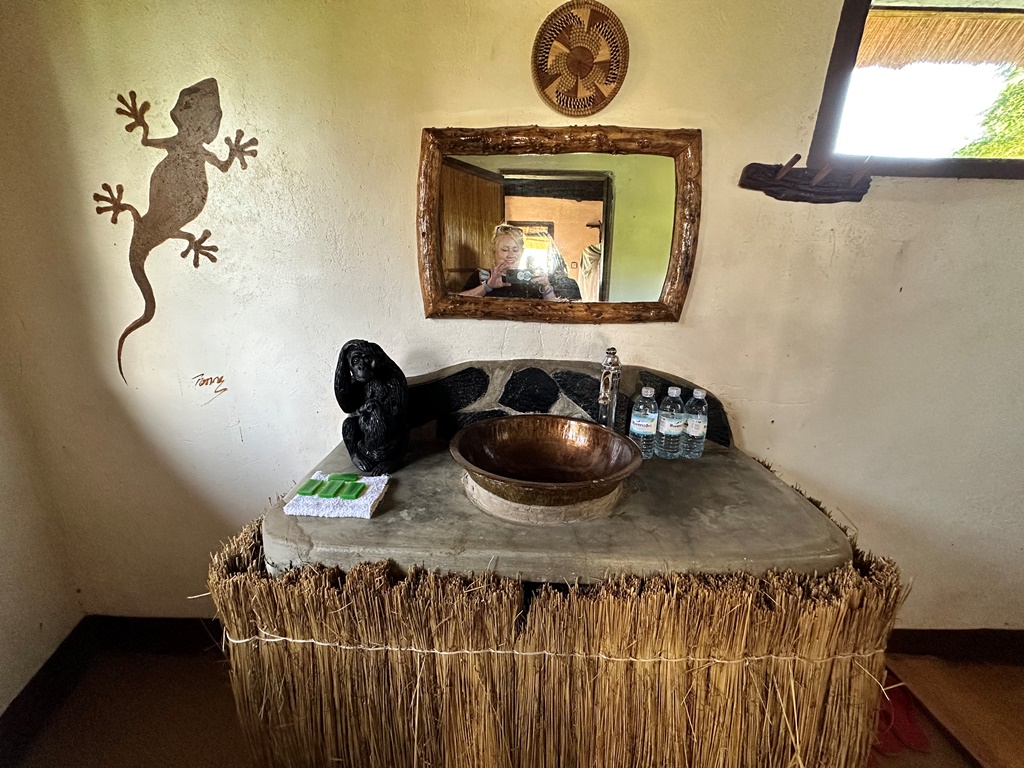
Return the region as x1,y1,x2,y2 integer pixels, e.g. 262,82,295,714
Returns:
442,154,676,303
457,223,583,302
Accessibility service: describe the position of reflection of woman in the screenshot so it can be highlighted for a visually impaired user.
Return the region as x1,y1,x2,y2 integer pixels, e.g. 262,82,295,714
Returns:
460,224,577,300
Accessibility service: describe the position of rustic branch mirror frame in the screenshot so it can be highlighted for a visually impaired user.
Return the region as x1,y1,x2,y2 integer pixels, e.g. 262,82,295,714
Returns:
417,126,702,323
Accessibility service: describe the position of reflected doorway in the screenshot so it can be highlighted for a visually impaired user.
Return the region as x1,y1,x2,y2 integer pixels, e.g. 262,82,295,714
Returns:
440,157,614,301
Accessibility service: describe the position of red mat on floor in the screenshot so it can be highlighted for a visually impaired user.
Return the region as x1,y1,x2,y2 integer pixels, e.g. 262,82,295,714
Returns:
871,672,930,766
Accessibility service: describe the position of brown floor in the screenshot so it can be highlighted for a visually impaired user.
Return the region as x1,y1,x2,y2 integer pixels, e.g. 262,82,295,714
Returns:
888,654,1024,768
875,710,979,768
9,648,985,768
14,649,251,768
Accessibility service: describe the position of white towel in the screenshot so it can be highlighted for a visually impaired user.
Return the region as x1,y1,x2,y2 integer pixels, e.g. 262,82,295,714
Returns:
283,472,390,519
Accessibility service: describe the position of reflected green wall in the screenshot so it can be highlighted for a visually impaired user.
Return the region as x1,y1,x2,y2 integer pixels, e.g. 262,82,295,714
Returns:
458,154,676,301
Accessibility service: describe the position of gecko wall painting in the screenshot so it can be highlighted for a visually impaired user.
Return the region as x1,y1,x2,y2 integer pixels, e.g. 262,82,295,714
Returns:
93,78,258,382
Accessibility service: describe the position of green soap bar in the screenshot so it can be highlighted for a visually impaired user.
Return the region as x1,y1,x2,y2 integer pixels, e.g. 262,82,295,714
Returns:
318,479,347,498
337,481,366,500
296,478,324,496
327,473,359,482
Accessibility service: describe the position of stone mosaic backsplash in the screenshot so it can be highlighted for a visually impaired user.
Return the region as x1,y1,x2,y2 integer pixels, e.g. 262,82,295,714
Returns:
408,360,731,447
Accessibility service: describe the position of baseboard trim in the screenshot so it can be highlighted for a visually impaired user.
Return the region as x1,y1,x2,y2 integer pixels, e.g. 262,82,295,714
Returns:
83,615,224,655
0,616,223,766
0,620,94,767
888,629,1023,664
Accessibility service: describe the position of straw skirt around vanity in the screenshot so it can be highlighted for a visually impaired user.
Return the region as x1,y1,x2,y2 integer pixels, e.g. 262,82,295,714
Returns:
210,520,905,768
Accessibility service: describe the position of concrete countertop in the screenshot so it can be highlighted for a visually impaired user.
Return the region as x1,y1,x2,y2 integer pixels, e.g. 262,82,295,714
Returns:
262,427,852,581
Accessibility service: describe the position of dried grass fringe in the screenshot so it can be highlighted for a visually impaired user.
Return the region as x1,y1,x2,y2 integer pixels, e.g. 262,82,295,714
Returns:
209,519,907,768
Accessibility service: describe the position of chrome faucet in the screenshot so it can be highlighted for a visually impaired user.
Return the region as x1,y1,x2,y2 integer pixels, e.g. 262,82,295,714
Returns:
597,347,621,430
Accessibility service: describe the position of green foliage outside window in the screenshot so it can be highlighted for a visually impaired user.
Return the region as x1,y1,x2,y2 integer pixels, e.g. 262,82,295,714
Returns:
956,66,1024,159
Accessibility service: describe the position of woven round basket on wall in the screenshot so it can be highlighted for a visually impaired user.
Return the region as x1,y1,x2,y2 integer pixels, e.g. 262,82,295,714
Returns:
531,0,630,117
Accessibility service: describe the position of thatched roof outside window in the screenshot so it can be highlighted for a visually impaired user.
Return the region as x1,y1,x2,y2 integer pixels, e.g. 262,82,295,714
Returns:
858,8,1024,68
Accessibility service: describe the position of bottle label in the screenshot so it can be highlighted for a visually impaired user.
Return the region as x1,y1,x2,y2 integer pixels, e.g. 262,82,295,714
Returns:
630,414,657,435
658,415,685,436
685,414,708,438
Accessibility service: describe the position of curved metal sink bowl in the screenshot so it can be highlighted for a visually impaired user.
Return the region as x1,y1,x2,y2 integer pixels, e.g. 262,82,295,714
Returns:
449,415,642,524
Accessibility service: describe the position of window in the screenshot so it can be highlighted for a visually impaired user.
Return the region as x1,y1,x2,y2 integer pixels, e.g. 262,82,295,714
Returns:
809,0,1024,178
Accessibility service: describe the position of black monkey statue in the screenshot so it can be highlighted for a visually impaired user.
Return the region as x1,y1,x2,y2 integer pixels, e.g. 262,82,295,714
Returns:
334,340,409,475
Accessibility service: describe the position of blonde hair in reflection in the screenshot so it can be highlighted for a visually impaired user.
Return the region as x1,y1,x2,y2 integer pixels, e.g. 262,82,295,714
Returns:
490,224,525,252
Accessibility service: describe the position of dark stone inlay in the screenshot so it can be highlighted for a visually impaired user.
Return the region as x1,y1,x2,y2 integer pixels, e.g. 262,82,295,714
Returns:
613,392,632,435
498,368,561,414
407,367,489,428
436,367,490,412
406,362,732,448
552,370,601,421
437,409,509,442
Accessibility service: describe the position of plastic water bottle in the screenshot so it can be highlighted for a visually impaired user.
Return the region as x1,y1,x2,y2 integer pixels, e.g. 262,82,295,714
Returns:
628,387,658,459
681,388,708,459
655,386,685,459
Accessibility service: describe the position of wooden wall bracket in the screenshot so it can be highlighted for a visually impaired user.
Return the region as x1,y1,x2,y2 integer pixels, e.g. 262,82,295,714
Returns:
739,154,871,203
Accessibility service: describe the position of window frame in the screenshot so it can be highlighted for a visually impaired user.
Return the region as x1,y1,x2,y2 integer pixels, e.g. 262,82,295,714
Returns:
808,0,1024,179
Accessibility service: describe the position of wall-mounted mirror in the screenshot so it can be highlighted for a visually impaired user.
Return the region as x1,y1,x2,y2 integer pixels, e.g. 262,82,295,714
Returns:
417,126,702,323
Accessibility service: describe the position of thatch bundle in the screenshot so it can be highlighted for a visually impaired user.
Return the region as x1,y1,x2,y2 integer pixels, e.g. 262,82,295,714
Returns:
210,520,906,768
858,9,1024,69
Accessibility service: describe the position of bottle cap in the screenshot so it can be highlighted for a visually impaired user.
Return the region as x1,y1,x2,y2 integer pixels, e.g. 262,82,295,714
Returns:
693,388,706,398
667,386,681,397
641,386,655,398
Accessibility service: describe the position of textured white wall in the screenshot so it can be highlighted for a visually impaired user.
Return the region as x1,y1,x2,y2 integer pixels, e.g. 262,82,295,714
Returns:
0,0,1021,628
0,7,83,713
0,111,83,713
0,399,82,714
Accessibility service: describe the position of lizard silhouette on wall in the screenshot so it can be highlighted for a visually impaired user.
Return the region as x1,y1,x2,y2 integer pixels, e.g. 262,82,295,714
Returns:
93,78,258,382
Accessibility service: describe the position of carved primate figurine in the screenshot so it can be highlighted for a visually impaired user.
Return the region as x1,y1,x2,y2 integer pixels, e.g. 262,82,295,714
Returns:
334,340,409,475
93,78,258,381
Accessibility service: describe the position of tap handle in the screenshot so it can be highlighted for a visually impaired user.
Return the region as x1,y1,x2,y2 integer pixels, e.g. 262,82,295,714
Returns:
602,347,620,371
598,370,612,404
598,347,620,407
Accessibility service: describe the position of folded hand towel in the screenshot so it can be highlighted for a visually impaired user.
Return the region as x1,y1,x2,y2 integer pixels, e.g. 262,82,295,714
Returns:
283,472,389,519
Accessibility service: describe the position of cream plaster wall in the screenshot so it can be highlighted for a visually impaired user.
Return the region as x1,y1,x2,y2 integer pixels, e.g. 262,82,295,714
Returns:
0,0,1021,634
0,6,84,713
0,399,81,714
0,137,83,713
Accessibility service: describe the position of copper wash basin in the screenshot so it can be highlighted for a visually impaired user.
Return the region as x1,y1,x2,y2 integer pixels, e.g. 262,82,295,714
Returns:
449,415,642,511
